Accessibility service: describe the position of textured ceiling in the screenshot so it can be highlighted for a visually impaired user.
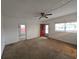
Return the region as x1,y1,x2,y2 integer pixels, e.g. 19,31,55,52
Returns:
2,0,77,20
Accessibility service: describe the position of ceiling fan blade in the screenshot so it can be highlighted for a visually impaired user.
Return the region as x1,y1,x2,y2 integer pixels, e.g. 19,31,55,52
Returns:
46,14,52,15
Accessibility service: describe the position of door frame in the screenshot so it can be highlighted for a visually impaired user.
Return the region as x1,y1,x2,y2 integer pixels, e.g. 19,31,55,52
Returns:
40,24,49,37
18,24,27,40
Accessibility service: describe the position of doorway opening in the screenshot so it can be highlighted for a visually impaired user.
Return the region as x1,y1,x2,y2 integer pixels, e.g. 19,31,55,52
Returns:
40,24,49,37
18,24,26,40
45,24,49,37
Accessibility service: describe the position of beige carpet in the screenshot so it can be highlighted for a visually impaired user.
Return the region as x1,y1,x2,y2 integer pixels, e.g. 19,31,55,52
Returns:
2,38,76,59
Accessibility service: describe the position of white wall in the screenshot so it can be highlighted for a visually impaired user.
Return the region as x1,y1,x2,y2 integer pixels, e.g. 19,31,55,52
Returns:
1,16,5,54
27,22,40,39
46,13,77,45
4,17,40,45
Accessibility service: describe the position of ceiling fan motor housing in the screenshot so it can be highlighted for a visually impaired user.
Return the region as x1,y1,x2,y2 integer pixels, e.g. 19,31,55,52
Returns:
41,13,45,16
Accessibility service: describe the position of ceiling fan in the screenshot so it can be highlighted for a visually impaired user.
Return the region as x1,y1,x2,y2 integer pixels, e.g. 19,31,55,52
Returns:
39,12,52,19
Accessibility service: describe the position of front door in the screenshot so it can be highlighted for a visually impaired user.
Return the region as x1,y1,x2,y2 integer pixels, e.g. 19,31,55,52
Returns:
40,24,45,37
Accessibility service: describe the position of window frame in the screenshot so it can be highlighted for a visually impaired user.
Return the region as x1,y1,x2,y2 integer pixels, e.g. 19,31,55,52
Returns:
55,22,77,33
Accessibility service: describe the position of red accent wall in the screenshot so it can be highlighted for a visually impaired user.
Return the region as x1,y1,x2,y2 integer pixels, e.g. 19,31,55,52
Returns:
40,24,45,37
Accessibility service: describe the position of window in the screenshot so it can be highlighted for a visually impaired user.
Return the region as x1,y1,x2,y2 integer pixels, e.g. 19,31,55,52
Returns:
45,25,49,34
55,22,77,32
55,23,65,31
66,22,77,32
